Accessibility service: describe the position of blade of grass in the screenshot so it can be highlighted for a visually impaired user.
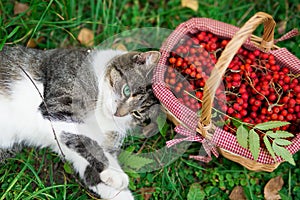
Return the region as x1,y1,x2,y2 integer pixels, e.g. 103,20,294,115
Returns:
29,0,55,41
163,167,183,200
243,169,255,200
0,163,27,200
15,181,33,200
23,184,77,200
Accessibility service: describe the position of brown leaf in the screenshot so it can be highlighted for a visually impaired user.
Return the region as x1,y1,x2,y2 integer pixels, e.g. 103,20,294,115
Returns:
277,21,287,35
181,0,199,11
26,37,45,48
297,4,300,12
14,2,30,15
26,39,37,48
111,43,127,51
77,28,94,47
140,187,155,200
229,186,247,200
264,176,284,200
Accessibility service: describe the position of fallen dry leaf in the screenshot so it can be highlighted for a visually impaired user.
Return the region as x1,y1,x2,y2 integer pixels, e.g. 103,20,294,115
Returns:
297,4,300,12
14,2,30,15
264,176,284,200
181,0,199,11
77,28,94,47
229,186,247,200
140,187,155,200
26,39,37,48
26,37,45,48
112,43,127,51
277,21,287,35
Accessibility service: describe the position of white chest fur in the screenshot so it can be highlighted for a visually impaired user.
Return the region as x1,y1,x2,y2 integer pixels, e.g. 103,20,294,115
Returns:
0,74,52,148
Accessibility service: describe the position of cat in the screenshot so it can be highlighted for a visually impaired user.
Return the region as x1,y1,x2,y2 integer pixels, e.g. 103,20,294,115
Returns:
0,45,161,199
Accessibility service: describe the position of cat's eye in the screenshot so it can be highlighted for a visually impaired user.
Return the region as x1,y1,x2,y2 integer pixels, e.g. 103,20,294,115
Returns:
123,85,131,97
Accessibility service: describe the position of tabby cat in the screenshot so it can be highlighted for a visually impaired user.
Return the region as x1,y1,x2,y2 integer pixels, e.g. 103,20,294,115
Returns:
0,45,161,199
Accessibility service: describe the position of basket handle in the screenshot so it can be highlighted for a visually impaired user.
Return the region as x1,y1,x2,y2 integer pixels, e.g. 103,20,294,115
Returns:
198,12,276,138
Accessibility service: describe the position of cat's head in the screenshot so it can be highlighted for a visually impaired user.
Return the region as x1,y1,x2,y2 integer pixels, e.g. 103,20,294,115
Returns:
105,51,161,134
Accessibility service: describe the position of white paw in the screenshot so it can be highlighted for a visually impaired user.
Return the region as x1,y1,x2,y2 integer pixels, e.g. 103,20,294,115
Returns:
100,168,129,190
110,190,134,200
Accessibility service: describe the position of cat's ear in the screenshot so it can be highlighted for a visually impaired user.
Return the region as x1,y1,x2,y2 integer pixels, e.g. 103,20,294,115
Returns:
133,51,161,76
142,51,161,65
108,67,123,87
133,51,161,66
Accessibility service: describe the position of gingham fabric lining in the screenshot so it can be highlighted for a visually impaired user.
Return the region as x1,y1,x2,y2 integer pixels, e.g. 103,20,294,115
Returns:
152,17,300,164
166,125,219,162
274,29,299,43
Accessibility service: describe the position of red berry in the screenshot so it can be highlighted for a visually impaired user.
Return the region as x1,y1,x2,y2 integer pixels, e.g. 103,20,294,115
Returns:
169,57,176,64
283,76,291,83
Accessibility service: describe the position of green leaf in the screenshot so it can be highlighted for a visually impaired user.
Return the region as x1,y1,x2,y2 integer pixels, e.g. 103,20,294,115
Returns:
118,151,154,171
272,143,295,165
63,162,74,174
156,113,169,137
266,130,294,139
275,130,294,138
231,118,243,128
249,129,260,160
236,125,249,149
254,121,290,130
187,183,206,200
274,138,292,146
263,135,276,160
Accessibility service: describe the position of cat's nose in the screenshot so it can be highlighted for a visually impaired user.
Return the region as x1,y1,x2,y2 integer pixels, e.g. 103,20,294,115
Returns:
114,111,122,117
114,106,129,117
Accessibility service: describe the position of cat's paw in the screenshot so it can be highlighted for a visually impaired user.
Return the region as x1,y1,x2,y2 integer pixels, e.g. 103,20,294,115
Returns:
91,184,134,200
110,190,134,200
100,168,129,190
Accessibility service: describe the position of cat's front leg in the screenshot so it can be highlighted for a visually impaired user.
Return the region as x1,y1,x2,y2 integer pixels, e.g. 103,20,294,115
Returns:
60,132,133,200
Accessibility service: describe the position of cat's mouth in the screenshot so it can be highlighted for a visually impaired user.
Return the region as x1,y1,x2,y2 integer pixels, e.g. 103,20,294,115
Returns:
114,107,142,120
132,110,142,119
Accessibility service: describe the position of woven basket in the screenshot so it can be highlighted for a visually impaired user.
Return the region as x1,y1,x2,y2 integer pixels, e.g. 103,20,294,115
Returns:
153,12,300,172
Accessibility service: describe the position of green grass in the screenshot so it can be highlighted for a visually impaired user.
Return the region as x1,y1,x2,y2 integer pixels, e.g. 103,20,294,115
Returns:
0,0,300,199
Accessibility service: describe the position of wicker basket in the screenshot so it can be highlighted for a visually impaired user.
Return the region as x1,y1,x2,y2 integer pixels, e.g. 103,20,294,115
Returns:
153,12,300,172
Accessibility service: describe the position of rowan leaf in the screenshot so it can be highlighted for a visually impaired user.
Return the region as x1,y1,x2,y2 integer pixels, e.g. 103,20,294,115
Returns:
266,130,294,139
249,129,260,160
272,143,295,166
119,151,154,170
254,121,290,131
236,125,249,149
263,135,276,160
275,130,294,138
231,118,242,129
273,138,292,146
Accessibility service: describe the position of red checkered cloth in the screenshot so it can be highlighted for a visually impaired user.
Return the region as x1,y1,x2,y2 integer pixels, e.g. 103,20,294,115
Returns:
152,18,300,164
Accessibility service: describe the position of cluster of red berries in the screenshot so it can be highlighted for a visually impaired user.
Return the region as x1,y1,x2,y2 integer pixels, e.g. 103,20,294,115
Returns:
165,31,300,136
